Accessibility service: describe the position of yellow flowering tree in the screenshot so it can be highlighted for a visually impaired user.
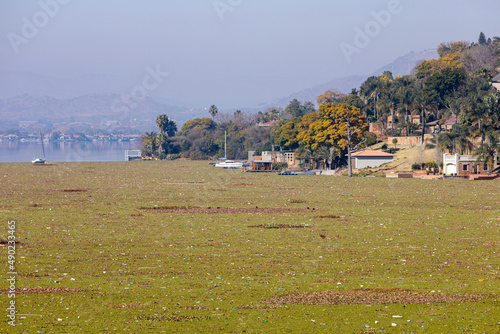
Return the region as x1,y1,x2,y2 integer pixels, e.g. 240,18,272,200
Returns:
300,103,368,176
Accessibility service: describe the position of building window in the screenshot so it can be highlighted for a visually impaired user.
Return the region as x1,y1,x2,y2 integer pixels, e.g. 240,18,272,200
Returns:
462,164,468,171
483,165,488,171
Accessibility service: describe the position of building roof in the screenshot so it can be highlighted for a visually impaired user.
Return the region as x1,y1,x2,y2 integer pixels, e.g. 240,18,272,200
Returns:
493,74,500,83
258,120,279,127
443,114,457,126
427,115,457,127
350,150,394,158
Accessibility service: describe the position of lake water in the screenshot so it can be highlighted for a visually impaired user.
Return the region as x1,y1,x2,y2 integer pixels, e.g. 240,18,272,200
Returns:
0,141,141,163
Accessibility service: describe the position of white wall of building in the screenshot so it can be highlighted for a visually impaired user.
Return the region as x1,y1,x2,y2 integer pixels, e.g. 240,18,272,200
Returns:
443,153,459,175
354,157,394,169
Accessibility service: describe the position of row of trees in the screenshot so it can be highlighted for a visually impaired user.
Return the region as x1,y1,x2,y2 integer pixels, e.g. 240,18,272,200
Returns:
142,33,500,174
142,113,273,160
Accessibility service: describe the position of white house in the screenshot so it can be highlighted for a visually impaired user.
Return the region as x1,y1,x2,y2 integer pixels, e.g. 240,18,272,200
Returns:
443,153,498,176
350,150,395,169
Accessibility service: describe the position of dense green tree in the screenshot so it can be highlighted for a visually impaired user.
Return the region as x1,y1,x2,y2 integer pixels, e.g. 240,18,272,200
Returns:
283,99,316,118
424,67,466,103
181,118,215,134
479,32,487,45
316,90,346,105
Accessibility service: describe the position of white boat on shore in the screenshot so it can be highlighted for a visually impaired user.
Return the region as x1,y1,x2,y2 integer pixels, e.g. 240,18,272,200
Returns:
214,131,244,169
32,131,46,164
32,157,46,164
215,160,243,169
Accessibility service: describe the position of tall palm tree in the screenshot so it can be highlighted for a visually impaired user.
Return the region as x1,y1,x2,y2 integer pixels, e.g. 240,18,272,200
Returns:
156,115,168,135
465,92,490,144
443,94,463,129
395,77,415,136
141,132,158,156
455,128,474,155
412,87,439,144
360,76,380,119
314,146,338,170
425,133,448,166
473,132,500,173
484,91,500,129
157,133,168,154
295,146,313,169
209,105,218,120
156,114,177,137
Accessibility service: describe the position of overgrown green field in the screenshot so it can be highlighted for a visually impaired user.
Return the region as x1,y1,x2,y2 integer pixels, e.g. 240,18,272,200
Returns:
1,161,499,333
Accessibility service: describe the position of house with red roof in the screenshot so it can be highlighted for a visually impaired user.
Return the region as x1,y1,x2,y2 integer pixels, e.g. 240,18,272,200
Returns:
349,150,395,169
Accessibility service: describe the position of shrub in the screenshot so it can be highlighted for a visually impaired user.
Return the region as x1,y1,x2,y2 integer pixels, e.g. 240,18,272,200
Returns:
381,143,388,150
411,163,423,170
426,161,438,168
272,162,288,171
189,150,206,160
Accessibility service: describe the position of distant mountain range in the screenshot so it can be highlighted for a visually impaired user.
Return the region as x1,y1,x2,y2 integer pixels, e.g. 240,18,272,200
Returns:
0,93,193,132
0,71,136,100
257,49,438,108
0,49,437,131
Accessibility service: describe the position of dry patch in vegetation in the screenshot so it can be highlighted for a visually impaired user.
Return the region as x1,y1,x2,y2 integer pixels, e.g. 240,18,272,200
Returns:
159,182,204,186
139,207,321,214
59,189,87,192
319,234,346,239
248,224,310,229
20,272,50,278
289,199,307,203
139,205,195,210
139,315,211,322
239,305,285,309
109,303,143,309
317,214,341,219
262,289,493,305
0,287,94,295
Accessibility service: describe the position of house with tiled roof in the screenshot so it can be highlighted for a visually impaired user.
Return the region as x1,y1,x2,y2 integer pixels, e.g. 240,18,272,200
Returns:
493,74,500,91
427,115,458,133
349,150,395,169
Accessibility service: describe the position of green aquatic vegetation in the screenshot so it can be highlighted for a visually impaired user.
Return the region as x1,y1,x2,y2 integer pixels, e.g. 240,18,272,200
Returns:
0,160,498,333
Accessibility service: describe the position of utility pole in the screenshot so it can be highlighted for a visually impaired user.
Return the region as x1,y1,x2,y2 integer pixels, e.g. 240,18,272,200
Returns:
347,117,352,177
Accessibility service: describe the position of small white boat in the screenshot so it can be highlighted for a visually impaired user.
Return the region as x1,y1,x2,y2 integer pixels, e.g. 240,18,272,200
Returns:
32,131,46,164
215,160,243,169
32,157,46,164
214,131,244,169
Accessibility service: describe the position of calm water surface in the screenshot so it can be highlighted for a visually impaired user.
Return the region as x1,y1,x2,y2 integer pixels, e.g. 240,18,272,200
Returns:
0,141,140,163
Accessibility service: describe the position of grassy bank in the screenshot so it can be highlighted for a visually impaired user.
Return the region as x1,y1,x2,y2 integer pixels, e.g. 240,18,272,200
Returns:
1,161,499,333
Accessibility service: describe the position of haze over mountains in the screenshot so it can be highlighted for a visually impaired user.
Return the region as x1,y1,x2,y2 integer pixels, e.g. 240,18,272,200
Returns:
0,49,437,131
261,49,438,108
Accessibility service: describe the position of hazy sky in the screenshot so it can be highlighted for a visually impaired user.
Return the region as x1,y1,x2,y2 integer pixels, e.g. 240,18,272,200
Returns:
1,0,500,108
